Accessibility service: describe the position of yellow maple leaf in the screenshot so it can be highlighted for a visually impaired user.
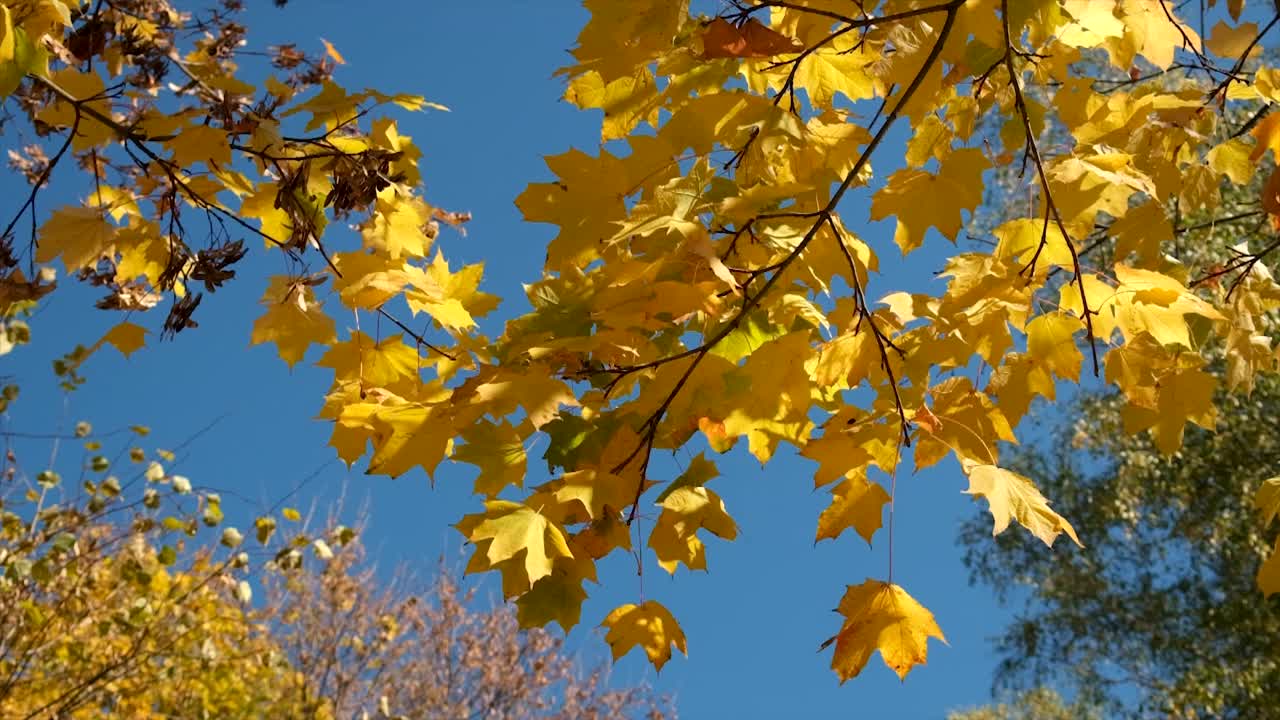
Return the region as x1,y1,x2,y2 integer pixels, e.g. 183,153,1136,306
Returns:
715,331,815,463
564,0,684,82
404,252,497,330
647,486,737,574
1205,20,1259,60
97,321,147,358
452,419,526,497
904,115,954,169
526,468,634,526
1076,265,1223,349
283,80,361,132
914,376,1016,470
34,68,116,149
112,221,169,291
514,147,631,269
250,276,337,368
1251,113,1280,162
458,500,574,593
364,402,453,479
814,326,881,390
1056,0,1126,48
1025,312,1083,382
0,5,37,99
870,148,988,254
753,40,875,109
36,206,117,271
362,193,433,259
986,352,1056,427
517,572,589,632
1110,200,1173,266
575,512,633,560
962,461,1082,548
658,90,803,155
331,251,411,309
1119,365,1217,455
461,538,528,598
801,410,901,486
601,600,687,671
1256,477,1280,527
565,67,660,141
992,218,1076,272
164,124,232,169
822,580,946,682
1106,0,1199,70
316,332,423,390
815,471,890,545
469,372,577,430
1206,138,1253,185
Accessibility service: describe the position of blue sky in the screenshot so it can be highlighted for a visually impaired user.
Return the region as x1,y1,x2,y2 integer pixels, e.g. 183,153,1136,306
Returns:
0,2,1069,717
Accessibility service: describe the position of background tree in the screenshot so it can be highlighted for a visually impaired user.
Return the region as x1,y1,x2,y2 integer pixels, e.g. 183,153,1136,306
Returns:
266,528,671,720
959,373,1280,719
947,687,1100,720
0,422,304,719
957,57,1280,718
0,423,670,719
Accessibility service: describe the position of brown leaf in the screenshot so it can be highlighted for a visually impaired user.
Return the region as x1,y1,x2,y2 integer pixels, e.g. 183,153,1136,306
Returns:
1262,165,1280,221
701,18,803,60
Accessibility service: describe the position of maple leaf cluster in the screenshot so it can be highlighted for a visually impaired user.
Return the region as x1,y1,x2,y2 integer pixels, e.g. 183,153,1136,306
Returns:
4,0,1280,686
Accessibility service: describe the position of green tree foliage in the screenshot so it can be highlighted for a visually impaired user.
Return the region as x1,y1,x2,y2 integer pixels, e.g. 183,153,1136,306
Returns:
960,372,1280,719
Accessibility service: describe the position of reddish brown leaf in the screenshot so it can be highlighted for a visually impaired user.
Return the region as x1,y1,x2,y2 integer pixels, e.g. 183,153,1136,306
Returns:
701,18,802,59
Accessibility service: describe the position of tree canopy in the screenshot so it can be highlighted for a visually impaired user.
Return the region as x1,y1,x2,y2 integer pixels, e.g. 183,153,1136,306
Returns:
3,0,1280,688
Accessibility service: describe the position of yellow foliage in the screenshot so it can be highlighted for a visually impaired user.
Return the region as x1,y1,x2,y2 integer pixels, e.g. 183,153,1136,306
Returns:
9,0,1280,682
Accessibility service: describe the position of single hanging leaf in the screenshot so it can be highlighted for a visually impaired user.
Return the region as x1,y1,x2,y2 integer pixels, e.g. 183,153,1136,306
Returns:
815,471,891,545
961,460,1083,548
602,600,687,671
98,322,147,358
164,124,232,169
822,580,946,682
